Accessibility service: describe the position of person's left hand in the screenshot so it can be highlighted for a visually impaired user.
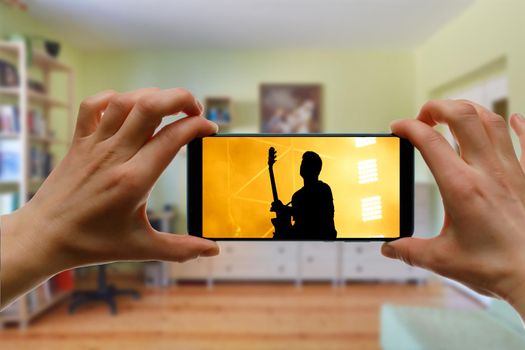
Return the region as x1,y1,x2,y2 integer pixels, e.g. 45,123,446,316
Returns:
1,88,219,306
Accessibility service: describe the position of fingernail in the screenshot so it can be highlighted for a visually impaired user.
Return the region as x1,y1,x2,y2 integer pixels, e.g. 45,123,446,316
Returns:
381,243,396,258
200,245,220,257
196,99,204,113
209,121,219,134
517,113,525,121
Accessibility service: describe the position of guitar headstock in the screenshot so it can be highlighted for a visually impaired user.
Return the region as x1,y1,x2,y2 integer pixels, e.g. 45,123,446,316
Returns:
268,147,277,167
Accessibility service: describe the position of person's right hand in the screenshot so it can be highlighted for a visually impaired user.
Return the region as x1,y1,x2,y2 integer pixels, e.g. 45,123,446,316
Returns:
382,100,525,318
270,200,285,213
1,88,219,307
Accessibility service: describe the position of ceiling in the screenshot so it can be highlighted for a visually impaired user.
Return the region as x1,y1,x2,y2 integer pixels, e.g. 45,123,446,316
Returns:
25,0,475,50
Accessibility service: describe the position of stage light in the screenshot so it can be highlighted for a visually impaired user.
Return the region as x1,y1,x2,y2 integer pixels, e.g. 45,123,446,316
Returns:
361,195,382,222
357,158,378,184
354,137,376,148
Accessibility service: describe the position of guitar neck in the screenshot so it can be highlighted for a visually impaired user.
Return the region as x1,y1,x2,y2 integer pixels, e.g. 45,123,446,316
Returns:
268,166,279,202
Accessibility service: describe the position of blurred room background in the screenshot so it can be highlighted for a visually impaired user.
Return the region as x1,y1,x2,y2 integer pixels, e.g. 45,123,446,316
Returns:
1,0,524,349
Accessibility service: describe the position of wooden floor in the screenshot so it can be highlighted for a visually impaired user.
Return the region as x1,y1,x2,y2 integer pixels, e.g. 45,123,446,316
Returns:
0,281,481,350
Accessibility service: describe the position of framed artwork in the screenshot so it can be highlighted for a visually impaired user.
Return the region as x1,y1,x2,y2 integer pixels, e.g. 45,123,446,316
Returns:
260,84,322,133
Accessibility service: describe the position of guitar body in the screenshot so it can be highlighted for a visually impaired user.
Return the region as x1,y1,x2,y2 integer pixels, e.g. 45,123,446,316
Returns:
271,215,293,239
268,147,293,239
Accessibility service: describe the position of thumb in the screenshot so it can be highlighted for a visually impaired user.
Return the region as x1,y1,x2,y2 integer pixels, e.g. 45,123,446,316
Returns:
148,232,220,263
510,113,525,169
381,237,433,269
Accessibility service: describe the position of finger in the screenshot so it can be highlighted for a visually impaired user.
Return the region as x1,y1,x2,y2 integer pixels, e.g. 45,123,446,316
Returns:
114,88,203,157
466,101,517,163
510,113,525,168
74,90,116,139
418,100,496,166
148,233,219,262
391,119,468,188
131,116,218,183
94,87,161,142
381,238,434,269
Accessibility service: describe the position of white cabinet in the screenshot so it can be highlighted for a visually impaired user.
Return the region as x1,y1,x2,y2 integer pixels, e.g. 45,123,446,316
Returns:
209,242,298,280
170,183,433,283
300,242,339,280
342,242,426,281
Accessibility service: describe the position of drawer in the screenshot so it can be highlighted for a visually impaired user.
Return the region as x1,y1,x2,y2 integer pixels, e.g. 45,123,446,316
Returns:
343,243,382,259
300,242,339,256
300,259,338,279
343,260,426,280
218,242,298,259
213,261,298,279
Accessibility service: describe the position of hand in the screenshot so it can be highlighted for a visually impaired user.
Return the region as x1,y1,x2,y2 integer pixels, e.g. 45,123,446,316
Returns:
270,200,284,212
382,100,525,319
1,88,220,307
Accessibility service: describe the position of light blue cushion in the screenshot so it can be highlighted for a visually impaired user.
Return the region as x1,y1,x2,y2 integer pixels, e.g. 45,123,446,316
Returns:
487,300,524,332
381,304,525,350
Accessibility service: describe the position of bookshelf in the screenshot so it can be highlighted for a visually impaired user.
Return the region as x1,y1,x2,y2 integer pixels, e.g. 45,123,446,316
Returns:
0,40,75,329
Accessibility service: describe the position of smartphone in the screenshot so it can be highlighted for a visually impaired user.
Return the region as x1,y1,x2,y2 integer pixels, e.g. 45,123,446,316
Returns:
187,134,413,241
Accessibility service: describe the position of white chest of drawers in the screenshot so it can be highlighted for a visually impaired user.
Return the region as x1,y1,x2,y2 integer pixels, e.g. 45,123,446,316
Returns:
170,183,433,284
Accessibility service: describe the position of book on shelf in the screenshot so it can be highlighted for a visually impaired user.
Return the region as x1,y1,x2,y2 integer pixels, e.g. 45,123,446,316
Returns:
0,192,19,214
1,105,51,138
0,105,19,135
53,270,75,292
0,59,19,87
30,146,53,179
0,139,20,181
28,109,47,137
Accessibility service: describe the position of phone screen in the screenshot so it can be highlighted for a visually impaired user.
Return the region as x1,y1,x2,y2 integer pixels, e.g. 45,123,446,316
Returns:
193,135,411,240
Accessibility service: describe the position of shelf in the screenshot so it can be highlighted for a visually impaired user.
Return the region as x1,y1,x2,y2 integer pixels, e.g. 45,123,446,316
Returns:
29,135,68,145
0,180,20,186
0,133,67,145
0,132,20,139
28,290,70,320
29,178,45,186
1,291,71,325
0,180,20,192
0,43,71,72
0,86,69,108
29,89,69,108
0,86,20,95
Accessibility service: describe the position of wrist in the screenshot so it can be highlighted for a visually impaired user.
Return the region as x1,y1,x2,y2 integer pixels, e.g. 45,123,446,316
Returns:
1,206,66,306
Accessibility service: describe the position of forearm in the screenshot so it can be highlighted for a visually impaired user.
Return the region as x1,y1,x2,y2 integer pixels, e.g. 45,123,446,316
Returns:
0,210,63,308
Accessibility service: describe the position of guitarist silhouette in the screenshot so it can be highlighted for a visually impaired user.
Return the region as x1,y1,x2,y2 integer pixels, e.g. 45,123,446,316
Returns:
269,148,337,240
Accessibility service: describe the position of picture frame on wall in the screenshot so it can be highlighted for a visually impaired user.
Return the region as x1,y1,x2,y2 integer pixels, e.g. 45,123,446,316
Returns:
260,83,322,133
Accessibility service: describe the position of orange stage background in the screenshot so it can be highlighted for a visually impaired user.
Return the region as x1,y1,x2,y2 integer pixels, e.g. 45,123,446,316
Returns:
202,137,399,238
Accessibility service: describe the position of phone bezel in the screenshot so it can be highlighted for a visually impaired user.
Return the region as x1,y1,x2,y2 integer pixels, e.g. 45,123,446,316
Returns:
187,133,414,241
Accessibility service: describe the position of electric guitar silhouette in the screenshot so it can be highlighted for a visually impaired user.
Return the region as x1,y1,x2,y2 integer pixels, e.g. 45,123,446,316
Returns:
268,147,293,239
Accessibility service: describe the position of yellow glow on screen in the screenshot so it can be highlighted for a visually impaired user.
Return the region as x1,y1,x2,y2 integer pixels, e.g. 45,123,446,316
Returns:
202,136,400,238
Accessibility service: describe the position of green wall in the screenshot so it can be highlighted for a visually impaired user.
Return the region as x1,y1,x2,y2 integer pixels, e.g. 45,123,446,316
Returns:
79,50,416,223
416,0,525,123
415,0,525,233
